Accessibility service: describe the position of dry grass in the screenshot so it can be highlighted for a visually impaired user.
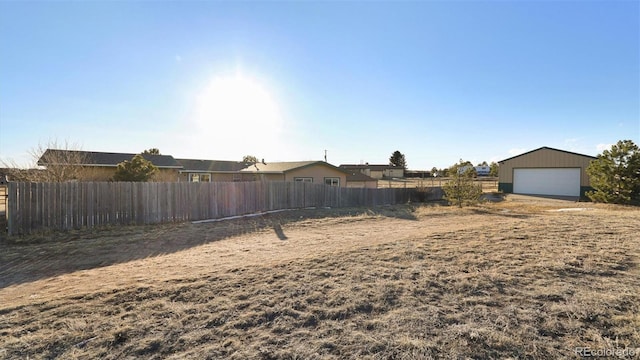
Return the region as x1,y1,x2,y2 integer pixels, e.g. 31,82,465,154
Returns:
1,199,639,359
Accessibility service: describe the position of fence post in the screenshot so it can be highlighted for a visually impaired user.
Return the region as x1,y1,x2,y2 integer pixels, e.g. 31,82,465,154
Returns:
6,183,14,235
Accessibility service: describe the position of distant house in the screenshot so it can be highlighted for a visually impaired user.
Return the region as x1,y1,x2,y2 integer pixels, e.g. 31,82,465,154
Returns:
458,165,491,176
404,170,431,178
241,161,348,187
176,159,248,182
475,166,491,176
33,150,376,188
339,164,404,179
37,149,183,181
345,171,378,188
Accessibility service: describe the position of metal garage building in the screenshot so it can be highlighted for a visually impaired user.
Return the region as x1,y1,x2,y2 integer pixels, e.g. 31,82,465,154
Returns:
498,147,596,198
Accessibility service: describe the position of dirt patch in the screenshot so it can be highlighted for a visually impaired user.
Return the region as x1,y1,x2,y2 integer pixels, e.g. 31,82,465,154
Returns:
0,206,417,288
0,203,639,359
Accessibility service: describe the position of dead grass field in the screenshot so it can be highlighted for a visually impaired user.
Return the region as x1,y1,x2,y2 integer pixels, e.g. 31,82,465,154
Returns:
1,196,639,359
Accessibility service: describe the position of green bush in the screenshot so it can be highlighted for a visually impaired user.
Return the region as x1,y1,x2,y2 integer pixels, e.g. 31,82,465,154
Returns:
113,154,157,182
443,160,482,207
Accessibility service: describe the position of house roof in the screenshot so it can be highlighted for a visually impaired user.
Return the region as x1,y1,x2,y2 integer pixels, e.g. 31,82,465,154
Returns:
498,146,597,164
38,149,183,168
176,159,248,172
339,164,403,171
241,161,348,174
345,171,377,182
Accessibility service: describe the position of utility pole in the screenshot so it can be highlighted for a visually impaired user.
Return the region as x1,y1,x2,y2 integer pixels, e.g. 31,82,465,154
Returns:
324,149,327,162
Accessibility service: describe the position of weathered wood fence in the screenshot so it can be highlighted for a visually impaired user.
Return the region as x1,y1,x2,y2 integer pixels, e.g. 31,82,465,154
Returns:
5,181,433,235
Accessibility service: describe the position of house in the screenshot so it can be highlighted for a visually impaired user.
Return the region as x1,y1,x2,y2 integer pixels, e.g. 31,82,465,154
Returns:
345,171,378,188
241,161,348,187
475,166,491,176
498,146,596,198
34,150,376,188
457,165,491,176
404,170,431,178
176,159,249,182
339,164,404,179
37,149,183,181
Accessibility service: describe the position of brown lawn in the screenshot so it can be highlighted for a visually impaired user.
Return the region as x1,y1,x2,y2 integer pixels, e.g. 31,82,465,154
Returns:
0,196,639,359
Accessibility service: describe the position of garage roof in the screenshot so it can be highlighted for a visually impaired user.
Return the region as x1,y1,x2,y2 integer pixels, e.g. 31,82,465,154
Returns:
498,146,596,164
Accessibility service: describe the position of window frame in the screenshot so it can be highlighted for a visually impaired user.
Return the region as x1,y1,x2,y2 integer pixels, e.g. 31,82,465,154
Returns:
189,173,212,183
294,177,313,183
324,177,340,187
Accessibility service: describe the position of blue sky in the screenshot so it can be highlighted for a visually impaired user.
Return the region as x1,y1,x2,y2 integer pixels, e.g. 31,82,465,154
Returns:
1,1,638,170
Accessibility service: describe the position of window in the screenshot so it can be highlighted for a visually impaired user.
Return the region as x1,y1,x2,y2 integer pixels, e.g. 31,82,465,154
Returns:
294,177,313,183
190,173,211,182
324,177,340,187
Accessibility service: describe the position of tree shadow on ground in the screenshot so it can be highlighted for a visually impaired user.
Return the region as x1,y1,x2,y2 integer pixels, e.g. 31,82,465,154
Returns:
0,205,418,289
354,205,419,221
273,224,288,240
480,193,505,203
469,207,531,219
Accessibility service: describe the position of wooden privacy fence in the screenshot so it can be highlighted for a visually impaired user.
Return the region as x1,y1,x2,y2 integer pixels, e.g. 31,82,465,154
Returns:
6,181,418,235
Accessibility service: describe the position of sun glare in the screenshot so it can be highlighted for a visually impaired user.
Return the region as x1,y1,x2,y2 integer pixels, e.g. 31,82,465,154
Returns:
193,73,284,156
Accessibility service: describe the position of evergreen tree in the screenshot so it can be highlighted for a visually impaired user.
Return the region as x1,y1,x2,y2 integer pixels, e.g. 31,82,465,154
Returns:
389,150,407,169
443,160,483,207
142,148,161,155
113,154,157,182
587,140,640,205
242,155,258,164
489,162,499,177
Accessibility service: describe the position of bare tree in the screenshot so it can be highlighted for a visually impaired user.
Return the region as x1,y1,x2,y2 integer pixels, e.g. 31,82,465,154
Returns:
1,140,89,182
0,165,36,182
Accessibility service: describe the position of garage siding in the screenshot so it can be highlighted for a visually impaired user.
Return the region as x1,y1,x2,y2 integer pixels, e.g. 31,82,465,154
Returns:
498,147,596,198
498,148,594,186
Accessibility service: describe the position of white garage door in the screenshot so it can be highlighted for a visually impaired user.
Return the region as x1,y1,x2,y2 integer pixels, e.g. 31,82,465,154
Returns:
513,168,581,197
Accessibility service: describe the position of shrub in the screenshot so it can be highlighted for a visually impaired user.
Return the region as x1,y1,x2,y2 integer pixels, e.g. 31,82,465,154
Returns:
443,160,482,207
113,154,157,182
